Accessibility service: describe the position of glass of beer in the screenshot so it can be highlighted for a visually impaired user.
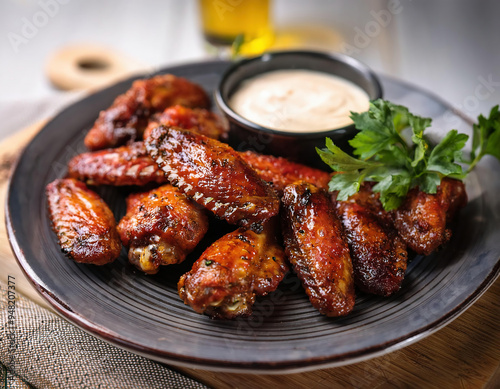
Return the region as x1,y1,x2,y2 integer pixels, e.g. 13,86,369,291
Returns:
199,0,274,57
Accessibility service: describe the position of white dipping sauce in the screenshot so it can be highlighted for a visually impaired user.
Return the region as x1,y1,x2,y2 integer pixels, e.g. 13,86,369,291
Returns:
229,69,370,132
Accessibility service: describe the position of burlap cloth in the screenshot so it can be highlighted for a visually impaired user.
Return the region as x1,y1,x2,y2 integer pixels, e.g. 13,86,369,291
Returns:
0,97,209,388
0,282,209,389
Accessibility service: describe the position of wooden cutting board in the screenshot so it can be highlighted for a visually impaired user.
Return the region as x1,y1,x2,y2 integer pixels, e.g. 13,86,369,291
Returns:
1,122,499,388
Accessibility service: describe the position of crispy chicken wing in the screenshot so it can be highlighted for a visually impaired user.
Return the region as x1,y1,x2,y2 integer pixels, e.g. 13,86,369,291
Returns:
143,105,227,141
68,142,328,191
281,183,355,316
335,184,408,296
68,141,167,186
84,74,210,150
145,126,279,229
178,221,288,319
46,178,121,265
117,184,209,274
393,178,467,255
240,150,331,195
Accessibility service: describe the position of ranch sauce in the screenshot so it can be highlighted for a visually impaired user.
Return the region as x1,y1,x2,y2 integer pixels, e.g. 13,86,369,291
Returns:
230,69,370,132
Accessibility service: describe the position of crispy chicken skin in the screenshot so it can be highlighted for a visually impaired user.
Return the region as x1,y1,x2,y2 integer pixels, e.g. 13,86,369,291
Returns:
68,143,328,191
143,105,228,141
240,150,331,195
178,221,288,319
145,126,279,229
281,183,355,316
117,184,209,274
68,142,167,186
84,74,210,150
46,178,121,265
335,184,408,297
393,178,467,255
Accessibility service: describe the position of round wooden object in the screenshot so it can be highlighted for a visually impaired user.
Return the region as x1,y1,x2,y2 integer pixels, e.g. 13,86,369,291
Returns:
46,43,148,91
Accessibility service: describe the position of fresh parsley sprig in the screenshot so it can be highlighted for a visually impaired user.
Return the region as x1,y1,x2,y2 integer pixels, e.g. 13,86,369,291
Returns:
467,105,500,173
317,99,500,211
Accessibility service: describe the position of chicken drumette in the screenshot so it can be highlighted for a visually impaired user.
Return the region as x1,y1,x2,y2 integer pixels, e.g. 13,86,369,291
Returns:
84,74,210,150
393,178,467,255
117,184,209,274
178,220,288,319
143,105,228,141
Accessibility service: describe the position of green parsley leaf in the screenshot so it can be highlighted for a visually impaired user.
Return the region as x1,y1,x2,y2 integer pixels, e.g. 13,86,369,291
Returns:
317,138,379,200
318,99,469,211
414,172,441,194
328,172,367,200
231,34,245,60
372,173,412,210
319,99,500,210
316,138,377,172
349,101,402,160
427,130,468,177
468,105,500,172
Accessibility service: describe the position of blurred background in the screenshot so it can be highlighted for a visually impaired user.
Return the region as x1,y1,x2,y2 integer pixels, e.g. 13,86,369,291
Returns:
1,0,499,138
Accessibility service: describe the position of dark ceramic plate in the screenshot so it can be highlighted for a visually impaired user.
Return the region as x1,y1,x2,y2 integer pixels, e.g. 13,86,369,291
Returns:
6,60,500,373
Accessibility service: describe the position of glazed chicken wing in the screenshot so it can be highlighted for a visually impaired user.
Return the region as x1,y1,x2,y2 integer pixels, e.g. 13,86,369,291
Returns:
281,182,355,316
240,150,331,195
68,141,167,186
143,105,228,141
145,126,279,229
68,142,328,191
335,184,408,296
84,74,210,150
178,221,288,319
46,178,121,265
117,184,209,274
393,178,467,255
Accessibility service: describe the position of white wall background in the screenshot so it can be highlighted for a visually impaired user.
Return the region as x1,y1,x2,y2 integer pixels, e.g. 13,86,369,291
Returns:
1,0,499,135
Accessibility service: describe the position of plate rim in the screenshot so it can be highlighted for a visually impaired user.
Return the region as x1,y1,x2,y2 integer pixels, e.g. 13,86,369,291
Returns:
5,58,500,373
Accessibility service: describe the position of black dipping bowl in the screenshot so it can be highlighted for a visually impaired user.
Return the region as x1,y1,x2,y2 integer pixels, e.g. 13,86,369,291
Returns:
215,50,383,168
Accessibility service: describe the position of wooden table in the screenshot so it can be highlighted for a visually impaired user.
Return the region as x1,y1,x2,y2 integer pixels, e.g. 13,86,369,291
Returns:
2,123,499,389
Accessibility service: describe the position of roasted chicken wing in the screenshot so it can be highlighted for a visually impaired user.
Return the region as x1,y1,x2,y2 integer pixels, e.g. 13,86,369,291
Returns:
178,221,288,319
335,184,408,296
46,178,121,265
240,150,331,195
145,126,279,229
143,105,227,141
281,182,355,316
393,178,467,255
84,74,210,150
68,141,167,186
117,184,209,274
68,142,329,191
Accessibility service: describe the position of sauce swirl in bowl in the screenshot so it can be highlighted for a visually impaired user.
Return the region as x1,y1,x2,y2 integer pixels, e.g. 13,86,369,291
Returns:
229,69,370,132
